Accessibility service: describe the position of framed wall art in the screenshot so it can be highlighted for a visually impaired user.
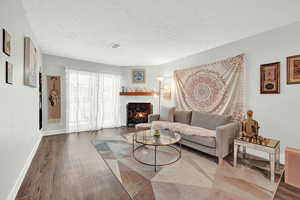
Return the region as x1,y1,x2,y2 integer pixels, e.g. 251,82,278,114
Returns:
5,61,13,84
24,37,38,87
162,76,173,100
260,62,280,94
3,29,11,56
132,69,145,83
47,76,61,123
287,55,300,84
162,84,172,100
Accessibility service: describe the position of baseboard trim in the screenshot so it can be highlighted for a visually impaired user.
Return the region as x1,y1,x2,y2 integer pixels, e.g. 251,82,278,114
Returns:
6,133,42,200
42,129,67,136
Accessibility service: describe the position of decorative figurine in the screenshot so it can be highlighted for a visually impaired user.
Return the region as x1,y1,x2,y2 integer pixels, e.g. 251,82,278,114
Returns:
242,110,260,138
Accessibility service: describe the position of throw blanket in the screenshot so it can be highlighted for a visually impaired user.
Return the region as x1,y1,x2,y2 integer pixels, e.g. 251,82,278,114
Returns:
174,54,245,120
152,121,216,137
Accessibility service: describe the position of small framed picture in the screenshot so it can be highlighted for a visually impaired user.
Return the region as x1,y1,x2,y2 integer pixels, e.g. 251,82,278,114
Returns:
132,69,145,83
260,62,280,94
287,55,300,84
6,61,13,84
3,29,11,56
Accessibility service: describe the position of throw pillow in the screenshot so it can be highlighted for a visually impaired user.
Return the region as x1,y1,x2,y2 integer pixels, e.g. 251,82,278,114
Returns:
191,111,232,130
174,110,192,124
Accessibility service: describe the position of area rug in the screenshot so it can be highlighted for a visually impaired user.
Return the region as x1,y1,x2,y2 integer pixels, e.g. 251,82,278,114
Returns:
92,131,283,200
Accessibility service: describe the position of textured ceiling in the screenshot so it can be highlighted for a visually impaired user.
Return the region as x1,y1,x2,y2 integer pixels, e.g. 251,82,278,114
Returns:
22,0,300,66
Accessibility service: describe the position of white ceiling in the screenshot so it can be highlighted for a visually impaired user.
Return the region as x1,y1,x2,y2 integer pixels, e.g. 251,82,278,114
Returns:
22,0,300,66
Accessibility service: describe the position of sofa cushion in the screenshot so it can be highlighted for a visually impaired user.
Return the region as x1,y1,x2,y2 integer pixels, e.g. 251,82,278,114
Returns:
181,135,216,148
170,123,216,137
174,110,192,124
191,111,232,130
151,121,217,148
159,106,175,122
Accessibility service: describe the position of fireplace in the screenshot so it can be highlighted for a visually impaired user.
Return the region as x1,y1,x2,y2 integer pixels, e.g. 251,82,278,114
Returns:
127,103,153,127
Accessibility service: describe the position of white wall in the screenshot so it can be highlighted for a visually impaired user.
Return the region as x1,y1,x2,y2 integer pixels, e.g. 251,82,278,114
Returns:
0,0,42,199
42,54,121,133
121,21,300,162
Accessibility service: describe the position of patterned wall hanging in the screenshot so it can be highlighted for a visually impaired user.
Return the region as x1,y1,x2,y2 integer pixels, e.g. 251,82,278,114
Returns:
47,76,61,123
174,54,245,120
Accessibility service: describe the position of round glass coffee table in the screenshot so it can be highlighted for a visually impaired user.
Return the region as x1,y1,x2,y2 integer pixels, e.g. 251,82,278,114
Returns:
132,129,181,172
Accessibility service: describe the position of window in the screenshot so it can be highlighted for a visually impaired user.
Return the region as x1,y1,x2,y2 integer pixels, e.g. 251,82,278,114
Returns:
66,69,121,132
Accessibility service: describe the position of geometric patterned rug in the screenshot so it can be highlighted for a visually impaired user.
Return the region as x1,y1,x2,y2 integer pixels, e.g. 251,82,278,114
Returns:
92,130,283,200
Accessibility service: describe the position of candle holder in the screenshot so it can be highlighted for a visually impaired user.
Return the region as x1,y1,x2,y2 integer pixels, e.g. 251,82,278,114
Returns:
154,129,160,137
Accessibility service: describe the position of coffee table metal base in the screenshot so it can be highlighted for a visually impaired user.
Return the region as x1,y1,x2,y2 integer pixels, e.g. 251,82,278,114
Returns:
132,143,181,172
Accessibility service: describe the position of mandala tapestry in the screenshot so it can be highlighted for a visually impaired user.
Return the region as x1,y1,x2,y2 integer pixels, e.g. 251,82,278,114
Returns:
174,54,245,120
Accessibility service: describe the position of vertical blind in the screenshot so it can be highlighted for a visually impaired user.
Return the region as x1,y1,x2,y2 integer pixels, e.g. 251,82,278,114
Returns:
66,69,121,132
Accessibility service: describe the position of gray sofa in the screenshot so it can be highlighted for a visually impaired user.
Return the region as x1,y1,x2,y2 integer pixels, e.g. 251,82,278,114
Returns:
148,110,240,164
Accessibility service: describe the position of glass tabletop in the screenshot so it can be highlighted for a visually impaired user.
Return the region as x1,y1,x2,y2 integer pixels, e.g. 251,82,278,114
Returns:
236,136,280,148
134,129,181,146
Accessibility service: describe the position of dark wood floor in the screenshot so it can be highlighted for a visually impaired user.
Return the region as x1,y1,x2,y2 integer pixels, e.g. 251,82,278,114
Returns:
16,128,300,200
274,175,300,200
16,129,132,200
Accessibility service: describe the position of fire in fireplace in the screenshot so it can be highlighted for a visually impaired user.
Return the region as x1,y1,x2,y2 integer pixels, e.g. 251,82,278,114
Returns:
135,112,148,119
127,103,152,127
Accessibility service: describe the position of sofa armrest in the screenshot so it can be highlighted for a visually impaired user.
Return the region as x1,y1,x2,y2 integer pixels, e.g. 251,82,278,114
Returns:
216,121,241,159
148,114,160,123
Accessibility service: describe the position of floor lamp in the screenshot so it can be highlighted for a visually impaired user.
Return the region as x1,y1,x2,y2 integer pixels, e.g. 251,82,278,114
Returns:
157,77,164,114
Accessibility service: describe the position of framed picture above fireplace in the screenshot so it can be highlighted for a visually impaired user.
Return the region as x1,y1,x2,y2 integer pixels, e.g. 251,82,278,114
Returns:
132,69,145,83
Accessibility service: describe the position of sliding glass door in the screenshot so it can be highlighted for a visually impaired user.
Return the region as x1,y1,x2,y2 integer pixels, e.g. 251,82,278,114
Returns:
66,69,121,132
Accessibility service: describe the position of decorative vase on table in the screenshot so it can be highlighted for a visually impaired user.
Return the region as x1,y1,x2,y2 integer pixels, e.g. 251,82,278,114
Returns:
154,130,160,137
241,110,260,138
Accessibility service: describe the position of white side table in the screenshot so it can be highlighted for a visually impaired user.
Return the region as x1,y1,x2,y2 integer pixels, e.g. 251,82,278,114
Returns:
234,137,280,182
